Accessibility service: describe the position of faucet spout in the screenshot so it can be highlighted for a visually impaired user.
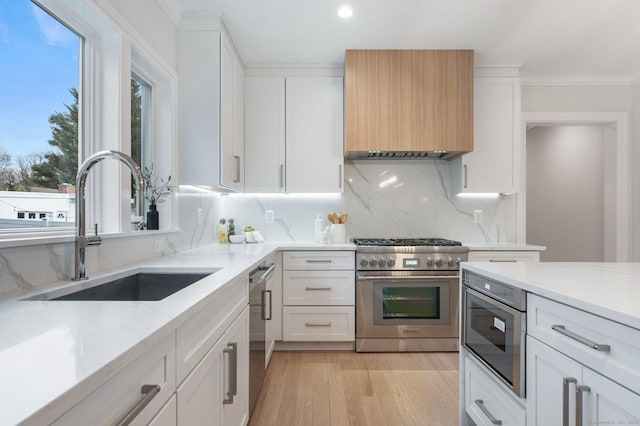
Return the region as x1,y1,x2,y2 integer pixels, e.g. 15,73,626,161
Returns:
73,150,145,281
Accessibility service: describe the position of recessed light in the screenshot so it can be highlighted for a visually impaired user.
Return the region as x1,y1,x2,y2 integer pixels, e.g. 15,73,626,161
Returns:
337,5,353,19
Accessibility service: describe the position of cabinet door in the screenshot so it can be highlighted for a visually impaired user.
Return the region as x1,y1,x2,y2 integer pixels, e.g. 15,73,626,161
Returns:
285,77,344,193
451,77,519,194
220,36,244,191
264,260,278,367
149,395,177,426
244,77,286,192
527,335,582,426
583,368,640,425
222,306,250,426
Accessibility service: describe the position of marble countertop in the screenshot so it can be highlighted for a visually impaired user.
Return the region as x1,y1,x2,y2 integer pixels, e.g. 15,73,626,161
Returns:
463,242,546,251
0,242,354,425
462,262,640,330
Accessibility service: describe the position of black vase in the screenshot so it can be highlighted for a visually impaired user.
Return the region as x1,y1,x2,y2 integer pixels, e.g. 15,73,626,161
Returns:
147,204,159,230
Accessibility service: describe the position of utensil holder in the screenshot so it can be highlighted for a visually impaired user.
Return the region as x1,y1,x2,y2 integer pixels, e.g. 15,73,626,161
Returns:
329,224,346,243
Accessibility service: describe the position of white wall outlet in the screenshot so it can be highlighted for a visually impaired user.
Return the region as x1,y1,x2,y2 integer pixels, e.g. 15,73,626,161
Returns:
265,210,274,224
473,210,483,224
154,239,164,253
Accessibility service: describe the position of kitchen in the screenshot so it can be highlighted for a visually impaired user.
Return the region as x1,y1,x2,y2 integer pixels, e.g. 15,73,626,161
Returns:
0,0,639,425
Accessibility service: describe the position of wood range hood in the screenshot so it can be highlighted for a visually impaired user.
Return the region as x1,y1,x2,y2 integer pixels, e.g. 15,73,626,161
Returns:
344,49,474,160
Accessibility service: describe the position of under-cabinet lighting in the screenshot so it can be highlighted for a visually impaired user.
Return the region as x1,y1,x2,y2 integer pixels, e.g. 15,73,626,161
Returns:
226,193,342,199
337,5,353,19
455,193,501,199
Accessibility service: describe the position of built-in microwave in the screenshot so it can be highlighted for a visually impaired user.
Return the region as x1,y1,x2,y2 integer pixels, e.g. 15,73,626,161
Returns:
461,270,527,398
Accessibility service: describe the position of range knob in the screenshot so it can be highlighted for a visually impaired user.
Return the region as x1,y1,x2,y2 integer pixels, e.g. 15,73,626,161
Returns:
359,258,369,268
369,258,378,267
387,259,396,267
426,257,434,267
377,259,387,268
434,258,443,267
456,257,462,266
447,257,455,267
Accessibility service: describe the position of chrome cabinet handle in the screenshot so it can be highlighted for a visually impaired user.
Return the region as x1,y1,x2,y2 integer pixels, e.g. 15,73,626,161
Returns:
463,164,468,188
266,290,272,320
262,290,273,320
305,322,332,327
305,287,332,291
563,377,577,426
552,325,611,352
115,384,161,426
576,385,591,426
306,259,332,264
223,342,238,404
474,399,502,425
338,164,343,190
279,164,284,188
489,259,518,263
233,156,241,183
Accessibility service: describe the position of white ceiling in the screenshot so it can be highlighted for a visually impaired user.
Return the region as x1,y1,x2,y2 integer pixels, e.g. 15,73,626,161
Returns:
161,0,640,75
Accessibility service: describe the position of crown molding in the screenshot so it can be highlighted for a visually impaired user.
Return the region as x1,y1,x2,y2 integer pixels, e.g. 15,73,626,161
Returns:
156,0,181,26
521,73,634,86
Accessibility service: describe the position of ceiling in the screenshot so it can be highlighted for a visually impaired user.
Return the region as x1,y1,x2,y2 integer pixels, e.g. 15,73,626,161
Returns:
160,0,640,75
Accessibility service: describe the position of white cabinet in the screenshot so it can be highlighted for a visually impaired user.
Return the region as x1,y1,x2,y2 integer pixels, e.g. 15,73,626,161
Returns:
244,76,344,193
451,76,520,194
265,252,281,366
177,306,250,426
177,20,244,191
53,333,176,426
527,294,640,425
468,250,540,262
149,395,177,426
244,77,285,193
282,251,355,342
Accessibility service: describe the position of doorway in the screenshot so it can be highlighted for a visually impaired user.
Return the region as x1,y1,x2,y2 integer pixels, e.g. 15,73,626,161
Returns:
518,113,629,261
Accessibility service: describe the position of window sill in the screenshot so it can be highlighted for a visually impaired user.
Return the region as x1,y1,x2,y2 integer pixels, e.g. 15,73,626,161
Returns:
0,228,181,250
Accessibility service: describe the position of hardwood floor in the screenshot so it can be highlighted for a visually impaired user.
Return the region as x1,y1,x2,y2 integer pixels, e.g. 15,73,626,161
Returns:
249,351,459,426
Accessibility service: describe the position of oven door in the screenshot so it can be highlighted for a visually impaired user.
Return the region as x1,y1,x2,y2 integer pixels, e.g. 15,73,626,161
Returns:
356,271,459,339
462,286,526,397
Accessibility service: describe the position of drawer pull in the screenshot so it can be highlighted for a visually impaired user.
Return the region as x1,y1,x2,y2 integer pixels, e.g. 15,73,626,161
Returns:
576,385,591,426
474,399,502,425
223,342,238,404
306,259,332,264
552,325,611,352
562,377,577,426
262,290,273,320
115,384,161,426
489,259,517,262
305,286,332,291
305,322,332,327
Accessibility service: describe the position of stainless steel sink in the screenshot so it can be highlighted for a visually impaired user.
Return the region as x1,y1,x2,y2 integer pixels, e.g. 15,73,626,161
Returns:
23,270,219,301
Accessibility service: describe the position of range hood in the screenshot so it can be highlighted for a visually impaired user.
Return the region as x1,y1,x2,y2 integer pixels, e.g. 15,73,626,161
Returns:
344,49,474,160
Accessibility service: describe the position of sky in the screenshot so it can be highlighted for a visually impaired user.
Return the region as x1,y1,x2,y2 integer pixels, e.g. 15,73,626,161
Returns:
0,0,80,162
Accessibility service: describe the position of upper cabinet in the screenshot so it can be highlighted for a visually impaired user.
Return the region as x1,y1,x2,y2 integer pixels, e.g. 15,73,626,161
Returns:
244,75,344,193
450,71,521,194
177,17,245,191
344,50,474,160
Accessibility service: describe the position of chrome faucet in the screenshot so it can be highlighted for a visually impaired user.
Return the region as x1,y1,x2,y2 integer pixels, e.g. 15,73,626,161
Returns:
73,150,145,281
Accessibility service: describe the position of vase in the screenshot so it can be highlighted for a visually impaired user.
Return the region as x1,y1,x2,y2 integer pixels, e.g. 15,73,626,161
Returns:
147,204,159,230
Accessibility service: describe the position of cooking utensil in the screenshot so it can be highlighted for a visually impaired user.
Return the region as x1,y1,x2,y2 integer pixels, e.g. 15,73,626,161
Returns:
339,213,348,224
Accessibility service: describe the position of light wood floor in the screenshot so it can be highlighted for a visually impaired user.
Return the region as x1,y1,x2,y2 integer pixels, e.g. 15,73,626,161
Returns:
249,351,459,426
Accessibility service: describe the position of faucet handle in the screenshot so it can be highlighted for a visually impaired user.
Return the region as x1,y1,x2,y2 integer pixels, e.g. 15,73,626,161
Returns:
94,223,98,236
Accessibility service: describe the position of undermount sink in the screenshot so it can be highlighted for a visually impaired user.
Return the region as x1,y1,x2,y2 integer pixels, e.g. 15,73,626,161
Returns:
23,270,219,302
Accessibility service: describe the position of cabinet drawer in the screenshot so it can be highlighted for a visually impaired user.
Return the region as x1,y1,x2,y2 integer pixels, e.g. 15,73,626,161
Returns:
176,274,248,384
283,251,355,270
283,307,355,341
53,332,176,426
467,250,540,262
283,270,354,305
465,356,526,426
528,294,640,395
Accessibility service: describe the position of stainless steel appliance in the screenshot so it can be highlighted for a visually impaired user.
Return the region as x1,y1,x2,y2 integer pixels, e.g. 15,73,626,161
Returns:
461,269,526,397
248,263,275,418
354,238,468,352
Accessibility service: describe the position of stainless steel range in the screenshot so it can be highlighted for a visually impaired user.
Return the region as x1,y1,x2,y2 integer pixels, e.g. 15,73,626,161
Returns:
354,238,468,352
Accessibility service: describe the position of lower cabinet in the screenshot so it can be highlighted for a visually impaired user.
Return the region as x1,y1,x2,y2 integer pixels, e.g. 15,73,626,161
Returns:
467,250,540,262
149,395,177,426
177,306,249,426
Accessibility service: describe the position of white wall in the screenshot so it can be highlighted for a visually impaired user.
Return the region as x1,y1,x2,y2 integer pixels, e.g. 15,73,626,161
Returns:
526,126,607,261
631,82,640,261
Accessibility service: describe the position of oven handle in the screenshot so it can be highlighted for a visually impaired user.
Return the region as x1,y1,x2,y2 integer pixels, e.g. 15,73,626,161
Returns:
357,274,459,281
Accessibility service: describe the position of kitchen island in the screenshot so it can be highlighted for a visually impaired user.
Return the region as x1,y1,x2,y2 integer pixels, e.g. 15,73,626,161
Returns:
460,261,640,426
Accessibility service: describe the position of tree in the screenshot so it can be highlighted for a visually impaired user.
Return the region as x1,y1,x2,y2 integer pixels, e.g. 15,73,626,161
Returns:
0,149,16,190
32,88,79,188
14,153,44,191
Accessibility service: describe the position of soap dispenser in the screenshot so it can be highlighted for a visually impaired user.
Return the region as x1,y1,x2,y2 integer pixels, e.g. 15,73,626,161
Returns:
314,214,325,243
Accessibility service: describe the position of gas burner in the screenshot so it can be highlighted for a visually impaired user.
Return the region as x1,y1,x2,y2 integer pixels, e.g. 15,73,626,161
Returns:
353,238,463,247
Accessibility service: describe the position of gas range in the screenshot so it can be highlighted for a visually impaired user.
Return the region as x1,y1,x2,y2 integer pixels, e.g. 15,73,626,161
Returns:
353,238,469,271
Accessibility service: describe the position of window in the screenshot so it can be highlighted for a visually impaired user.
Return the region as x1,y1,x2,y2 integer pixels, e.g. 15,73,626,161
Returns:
0,0,81,229
131,75,152,215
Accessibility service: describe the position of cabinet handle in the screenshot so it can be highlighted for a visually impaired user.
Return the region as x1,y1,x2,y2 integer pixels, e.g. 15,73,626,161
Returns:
115,384,161,426
463,164,468,189
338,164,343,190
305,286,332,291
552,325,611,352
474,399,502,425
562,377,577,426
279,164,284,188
305,322,332,327
576,385,590,426
233,156,241,183
223,342,238,404
489,259,518,263
262,290,272,320
306,259,332,264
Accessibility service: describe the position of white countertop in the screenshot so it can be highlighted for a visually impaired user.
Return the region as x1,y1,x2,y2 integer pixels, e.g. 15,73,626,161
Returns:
462,262,640,330
0,242,354,425
463,242,546,251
